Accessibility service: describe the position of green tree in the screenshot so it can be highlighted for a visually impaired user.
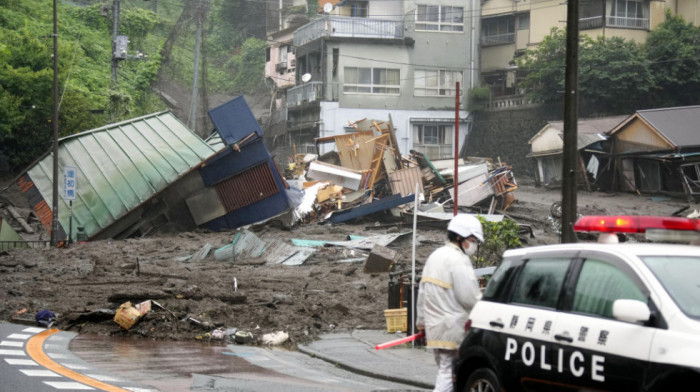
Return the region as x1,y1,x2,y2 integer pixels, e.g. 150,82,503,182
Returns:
472,216,522,268
579,36,652,112
517,27,567,103
0,0,167,171
518,28,653,113
645,11,700,106
231,38,267,94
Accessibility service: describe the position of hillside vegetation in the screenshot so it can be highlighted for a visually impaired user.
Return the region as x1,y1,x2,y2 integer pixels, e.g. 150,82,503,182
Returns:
0,0,269,173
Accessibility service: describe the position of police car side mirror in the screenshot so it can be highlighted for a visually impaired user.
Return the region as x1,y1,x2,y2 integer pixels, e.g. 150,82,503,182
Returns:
612,299,651,323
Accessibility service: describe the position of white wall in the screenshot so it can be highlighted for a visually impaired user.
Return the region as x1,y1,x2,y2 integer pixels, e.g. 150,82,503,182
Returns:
319,102,470,157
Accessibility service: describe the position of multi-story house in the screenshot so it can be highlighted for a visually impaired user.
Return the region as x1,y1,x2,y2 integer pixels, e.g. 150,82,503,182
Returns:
264,0,479,163
480,0,700,108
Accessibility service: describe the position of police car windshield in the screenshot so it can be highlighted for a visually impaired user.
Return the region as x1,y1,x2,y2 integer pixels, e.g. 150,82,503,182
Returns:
642,256,700,320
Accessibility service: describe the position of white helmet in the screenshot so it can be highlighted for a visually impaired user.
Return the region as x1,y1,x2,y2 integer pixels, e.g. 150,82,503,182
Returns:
447,214,484,242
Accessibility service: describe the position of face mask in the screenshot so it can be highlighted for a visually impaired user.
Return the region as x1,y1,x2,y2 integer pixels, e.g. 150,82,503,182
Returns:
464,241,478,256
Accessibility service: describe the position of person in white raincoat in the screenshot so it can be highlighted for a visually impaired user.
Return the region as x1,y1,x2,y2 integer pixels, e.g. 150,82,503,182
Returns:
416,214,484,392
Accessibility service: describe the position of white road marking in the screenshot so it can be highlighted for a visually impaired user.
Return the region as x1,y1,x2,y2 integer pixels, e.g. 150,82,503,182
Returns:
4,358,37,366
62,363,88,370
0,349,26,356
0,340,24,347
7,333,31,340
20,369,61,377
85,374,121,382
47,353,68,359
22,327,45,333
43,381,94,390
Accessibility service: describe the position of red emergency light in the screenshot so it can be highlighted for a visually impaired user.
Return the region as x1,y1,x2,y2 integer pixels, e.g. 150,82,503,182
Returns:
574,215,700,243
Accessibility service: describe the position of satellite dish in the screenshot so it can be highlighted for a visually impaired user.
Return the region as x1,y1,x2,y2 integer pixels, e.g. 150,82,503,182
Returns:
302,73,312,83
323,2,333,13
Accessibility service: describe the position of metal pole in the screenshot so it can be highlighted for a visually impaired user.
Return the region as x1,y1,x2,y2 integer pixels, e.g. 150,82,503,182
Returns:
411,183,418,346
561,0,579,243
111,0,120,85
454,81,460,216
68,201,73,245
188,0,203,131
50,0,60,247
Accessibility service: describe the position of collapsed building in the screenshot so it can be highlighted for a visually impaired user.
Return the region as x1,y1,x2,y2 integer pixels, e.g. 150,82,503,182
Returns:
9,95,518,246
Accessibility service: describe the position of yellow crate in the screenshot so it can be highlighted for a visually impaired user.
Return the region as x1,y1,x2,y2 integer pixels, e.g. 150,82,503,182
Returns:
384,308,407,333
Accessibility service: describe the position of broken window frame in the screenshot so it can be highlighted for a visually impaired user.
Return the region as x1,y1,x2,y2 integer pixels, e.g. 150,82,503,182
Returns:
681,162,700,195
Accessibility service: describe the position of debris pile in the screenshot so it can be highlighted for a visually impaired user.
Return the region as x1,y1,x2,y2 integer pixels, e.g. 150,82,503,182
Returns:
284,118,518,227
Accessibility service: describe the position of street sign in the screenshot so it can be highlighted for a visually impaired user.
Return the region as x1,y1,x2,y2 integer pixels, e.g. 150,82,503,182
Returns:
63,166,77,201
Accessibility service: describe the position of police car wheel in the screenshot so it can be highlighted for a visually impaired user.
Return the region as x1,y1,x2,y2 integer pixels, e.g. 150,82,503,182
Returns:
464,368,501,392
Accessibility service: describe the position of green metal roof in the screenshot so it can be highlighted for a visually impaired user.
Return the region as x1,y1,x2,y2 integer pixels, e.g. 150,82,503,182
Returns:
26,111,218,240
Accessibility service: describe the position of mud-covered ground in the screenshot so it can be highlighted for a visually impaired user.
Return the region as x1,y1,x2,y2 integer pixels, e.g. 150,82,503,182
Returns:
0,181,693,349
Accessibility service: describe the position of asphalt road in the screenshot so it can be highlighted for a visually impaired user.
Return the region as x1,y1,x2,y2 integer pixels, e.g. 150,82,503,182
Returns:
0,322,427,392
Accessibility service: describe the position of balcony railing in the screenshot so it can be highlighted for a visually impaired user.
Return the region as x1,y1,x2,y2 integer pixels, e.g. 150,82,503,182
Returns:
294,16,404,47
287,81,339,107
607,16,649,29
480,32,515,46
483,94,539,110
579,16,604,30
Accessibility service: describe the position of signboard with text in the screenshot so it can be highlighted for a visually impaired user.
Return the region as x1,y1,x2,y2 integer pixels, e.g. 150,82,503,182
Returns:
63,166,77,201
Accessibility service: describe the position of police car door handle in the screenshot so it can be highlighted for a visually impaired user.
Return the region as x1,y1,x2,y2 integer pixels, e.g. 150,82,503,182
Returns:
489,320,505,328
554,333,573,343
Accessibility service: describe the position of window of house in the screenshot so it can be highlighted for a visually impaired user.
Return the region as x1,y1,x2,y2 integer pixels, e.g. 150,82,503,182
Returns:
279,46,288,63
612,0,644,18
416,5,464,32
580,0,605,29
350,1,368,17
481,16,515,46
608,0,648,29
517,13,530,30
266,47,270,62
415,69,462,96
413,124,453,159
344,67,400,94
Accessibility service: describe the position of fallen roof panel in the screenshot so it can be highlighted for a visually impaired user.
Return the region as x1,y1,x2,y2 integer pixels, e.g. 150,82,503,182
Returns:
327,193,415,224
22,111,218,241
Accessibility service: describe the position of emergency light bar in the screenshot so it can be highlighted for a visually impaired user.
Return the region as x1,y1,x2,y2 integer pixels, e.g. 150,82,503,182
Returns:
574,215,700,244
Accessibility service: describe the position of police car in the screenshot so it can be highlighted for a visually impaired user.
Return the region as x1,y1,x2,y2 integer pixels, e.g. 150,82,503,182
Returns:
454,215,700,391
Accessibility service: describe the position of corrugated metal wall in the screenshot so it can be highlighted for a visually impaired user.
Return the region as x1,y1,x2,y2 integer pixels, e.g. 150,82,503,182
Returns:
215,163,279,212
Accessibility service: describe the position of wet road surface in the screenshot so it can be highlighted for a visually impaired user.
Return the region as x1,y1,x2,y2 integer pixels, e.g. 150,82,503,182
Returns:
69,334,429,392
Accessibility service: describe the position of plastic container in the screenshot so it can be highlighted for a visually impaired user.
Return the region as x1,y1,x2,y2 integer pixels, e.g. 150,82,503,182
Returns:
384,308,408,333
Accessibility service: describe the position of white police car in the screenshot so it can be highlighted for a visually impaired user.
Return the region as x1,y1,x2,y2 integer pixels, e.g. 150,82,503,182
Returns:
454,215,700,391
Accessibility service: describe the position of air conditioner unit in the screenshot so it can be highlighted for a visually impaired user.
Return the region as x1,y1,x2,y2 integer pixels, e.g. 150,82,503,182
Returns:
276,61,288,72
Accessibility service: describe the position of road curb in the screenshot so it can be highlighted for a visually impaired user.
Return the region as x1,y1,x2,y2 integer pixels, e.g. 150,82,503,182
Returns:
296,344,434,389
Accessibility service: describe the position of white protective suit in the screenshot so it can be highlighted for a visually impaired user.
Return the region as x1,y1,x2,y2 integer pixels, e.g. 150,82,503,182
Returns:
416,241,482,349
416,241,482,392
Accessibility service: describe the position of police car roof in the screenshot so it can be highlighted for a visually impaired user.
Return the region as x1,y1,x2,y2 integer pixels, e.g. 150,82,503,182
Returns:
502,242,699,259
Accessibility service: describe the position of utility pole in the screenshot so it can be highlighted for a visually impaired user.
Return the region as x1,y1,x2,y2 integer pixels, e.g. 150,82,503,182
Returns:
188,0,203,131
561,0,580,243
111,0,120,84
51,0,60,247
